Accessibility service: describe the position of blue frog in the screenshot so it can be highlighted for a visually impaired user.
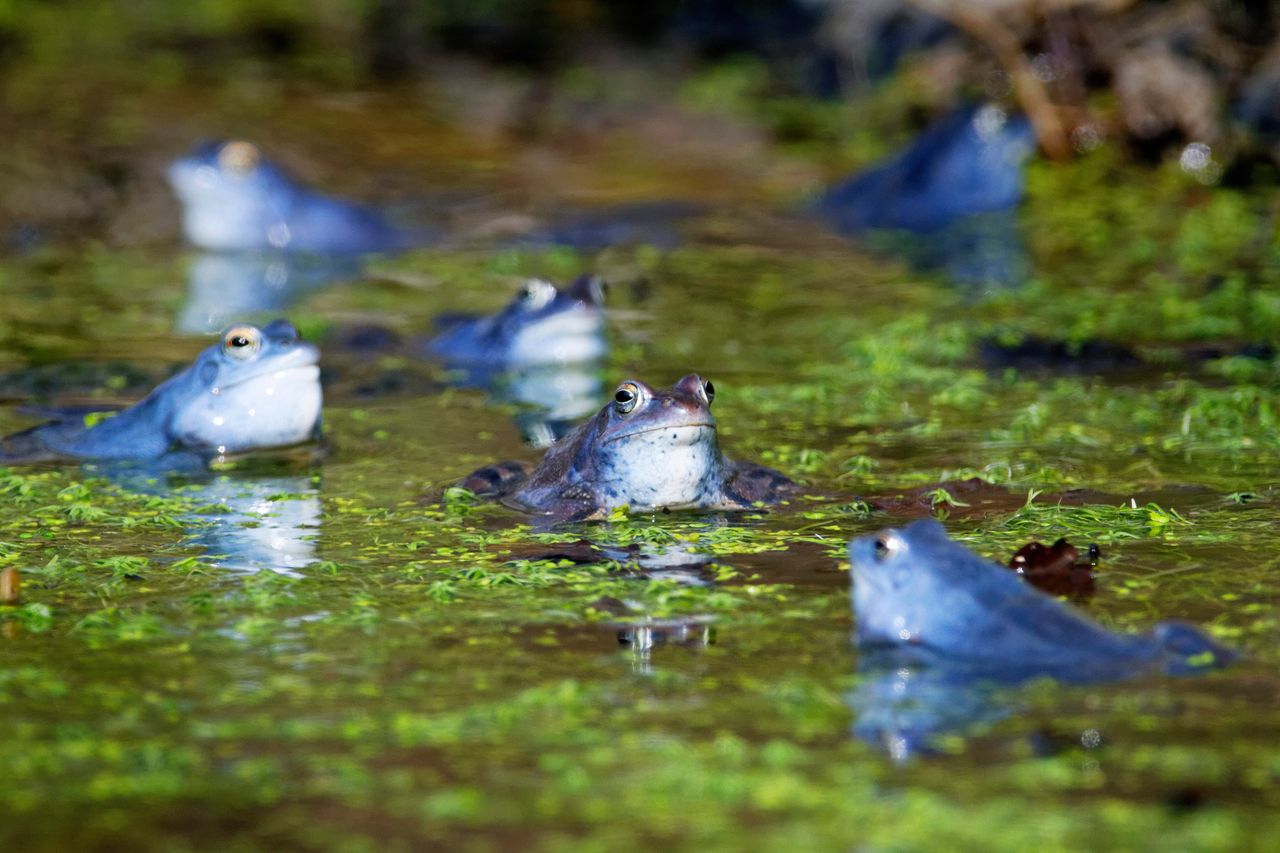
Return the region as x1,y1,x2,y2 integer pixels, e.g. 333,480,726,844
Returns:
849,520,1233,678
460,373,798,521
845,520,1234,759
167,140,410,254
425,275,609,447
426,275,608,368
0,320,322,466
819,104,1035,286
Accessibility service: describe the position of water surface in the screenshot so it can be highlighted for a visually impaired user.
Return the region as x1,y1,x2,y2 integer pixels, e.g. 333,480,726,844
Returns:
1,88,1279,851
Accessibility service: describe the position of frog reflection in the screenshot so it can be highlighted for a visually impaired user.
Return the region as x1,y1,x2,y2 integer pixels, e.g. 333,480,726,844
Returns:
111,468,322,575
508,537,720,587
618,619,715,676
177,253,362,335
848,649,1025,762
504,365,605,448
179,472,321,574
506,537,720,674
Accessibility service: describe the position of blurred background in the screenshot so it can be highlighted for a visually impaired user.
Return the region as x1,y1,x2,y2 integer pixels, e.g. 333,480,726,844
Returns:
4,0,1279,249
5,5,1280,850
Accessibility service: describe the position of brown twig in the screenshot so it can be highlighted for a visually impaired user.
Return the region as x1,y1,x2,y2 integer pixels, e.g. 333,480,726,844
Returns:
906,0,1074,159
0,568,19,605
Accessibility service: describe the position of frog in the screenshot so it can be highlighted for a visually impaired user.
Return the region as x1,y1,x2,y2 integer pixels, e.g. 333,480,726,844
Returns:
459,373,798,521
818,104,1035,286
848,520,1234,679
426,275,607,368
820,104,1034,234
0,320,322,466
426,275,608,447
166,140,409,254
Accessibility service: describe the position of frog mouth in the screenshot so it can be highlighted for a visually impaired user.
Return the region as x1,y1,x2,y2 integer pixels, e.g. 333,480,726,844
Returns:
605,421,715,443
850,568,888,593
223,346,321,388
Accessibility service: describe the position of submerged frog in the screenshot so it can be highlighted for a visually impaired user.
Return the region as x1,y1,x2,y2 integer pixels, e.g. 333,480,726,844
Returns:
461,374,797,521
0,320,322,465
819,104,1034,234
818,104,1034,286
426,275,607,367
849,520,1234,679
167,140,408,254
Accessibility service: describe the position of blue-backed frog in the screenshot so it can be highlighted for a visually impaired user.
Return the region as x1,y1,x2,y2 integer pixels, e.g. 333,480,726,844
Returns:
0,320,322,466
427,275,607,367
849,520,1233,678
167,140,408,254
460,373,797,521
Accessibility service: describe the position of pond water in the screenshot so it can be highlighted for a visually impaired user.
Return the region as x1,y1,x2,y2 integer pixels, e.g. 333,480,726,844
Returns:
2,86,1280,851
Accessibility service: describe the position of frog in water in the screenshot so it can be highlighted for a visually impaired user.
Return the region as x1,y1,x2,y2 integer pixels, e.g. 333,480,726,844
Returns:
460,374,797,521
849,520,1233,679
426,275,607,367
167,140,408,254
0,320,322,466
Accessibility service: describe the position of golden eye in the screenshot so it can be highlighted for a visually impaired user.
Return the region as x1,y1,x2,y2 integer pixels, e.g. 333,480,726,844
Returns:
222,325,262,359
218,141,261,175
613,382,639,414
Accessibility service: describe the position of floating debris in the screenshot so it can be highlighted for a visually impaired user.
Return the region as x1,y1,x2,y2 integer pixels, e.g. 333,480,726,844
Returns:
1007,537,1098,599
0,568,20,605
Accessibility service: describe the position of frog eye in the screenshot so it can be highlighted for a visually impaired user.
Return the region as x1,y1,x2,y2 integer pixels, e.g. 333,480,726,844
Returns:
218,141,261,175
518,279,556,311
703,380,715,406
222,325,262,359
872,534,897,563
613,383,640,414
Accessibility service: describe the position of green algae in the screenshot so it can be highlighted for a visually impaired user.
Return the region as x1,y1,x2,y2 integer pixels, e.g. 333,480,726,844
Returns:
5,220,1280,848
1,26,1280,851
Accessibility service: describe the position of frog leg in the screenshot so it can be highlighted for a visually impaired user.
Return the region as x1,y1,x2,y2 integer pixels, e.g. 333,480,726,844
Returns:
500,480,603,523
458,460,535,498
0,423,73,464
719,460,799,509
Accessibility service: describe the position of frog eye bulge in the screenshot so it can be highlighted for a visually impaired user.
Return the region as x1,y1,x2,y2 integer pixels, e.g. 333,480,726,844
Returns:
519,279,556,311
222,325,262,359
873,535,894,562
614,383,639,414
703,380,715,405
218,141,261,175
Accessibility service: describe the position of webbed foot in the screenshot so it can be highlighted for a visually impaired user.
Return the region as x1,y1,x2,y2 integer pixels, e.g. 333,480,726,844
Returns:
722,461,799,508
458,460,535,498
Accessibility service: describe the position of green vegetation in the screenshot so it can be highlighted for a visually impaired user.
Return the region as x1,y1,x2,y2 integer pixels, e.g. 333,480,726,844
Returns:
1,10,1280,847
3,212,1280,847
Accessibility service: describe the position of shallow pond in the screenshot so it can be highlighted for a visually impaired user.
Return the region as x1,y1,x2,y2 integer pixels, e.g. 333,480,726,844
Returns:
2,87,1280,851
